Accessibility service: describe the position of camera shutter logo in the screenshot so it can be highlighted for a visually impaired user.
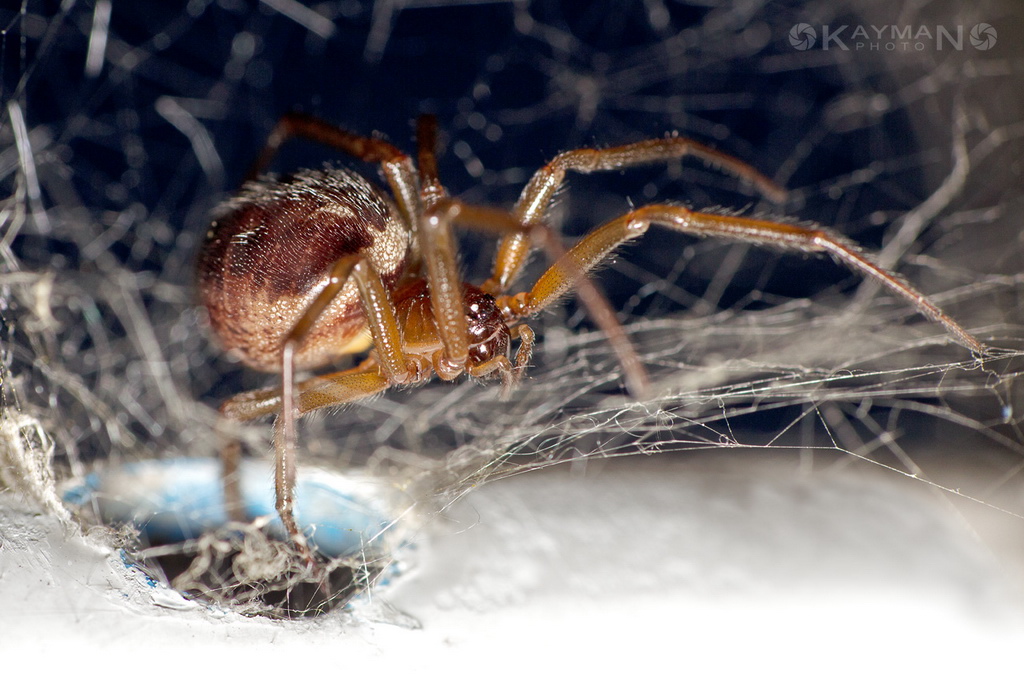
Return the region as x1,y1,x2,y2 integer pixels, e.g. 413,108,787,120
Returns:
970,23,997,50
789,23,816,50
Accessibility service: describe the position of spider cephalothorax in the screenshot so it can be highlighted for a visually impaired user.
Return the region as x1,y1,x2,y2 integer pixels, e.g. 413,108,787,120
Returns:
200,112,984,560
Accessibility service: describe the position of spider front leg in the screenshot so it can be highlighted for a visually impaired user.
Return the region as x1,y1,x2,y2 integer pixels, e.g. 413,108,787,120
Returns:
414,114,475,373
485,136,788,295
499,205,984,355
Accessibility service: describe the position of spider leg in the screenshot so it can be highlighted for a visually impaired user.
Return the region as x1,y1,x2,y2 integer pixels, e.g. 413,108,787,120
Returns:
485,137,788,295
416,114,446,206
245,111,421,248
410,114,475,374
501,204,984,355
483,138,786,294
220,359,386,421
219,358,381,421
219,253,414,559
219,364,390,559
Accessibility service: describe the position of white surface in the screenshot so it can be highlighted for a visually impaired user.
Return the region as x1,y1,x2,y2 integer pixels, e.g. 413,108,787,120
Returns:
2,451,1022,678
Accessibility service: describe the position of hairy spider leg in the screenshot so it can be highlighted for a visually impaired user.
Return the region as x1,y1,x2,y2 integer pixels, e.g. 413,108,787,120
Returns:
495,204,984,355
245,111,421,233
220,360,389,577
220,358,388,421
416,114,446,206
413,114,472,372
219,253,413,558
484,136,789,296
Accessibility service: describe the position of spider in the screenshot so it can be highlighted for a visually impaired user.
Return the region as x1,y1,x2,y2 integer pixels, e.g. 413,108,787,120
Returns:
198,112,984,560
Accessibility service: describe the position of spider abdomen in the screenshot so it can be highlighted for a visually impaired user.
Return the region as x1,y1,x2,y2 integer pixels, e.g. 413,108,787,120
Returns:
198,168,409,373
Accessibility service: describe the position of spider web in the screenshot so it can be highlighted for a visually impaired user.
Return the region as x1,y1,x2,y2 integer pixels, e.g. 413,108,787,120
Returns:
1,0,1023,619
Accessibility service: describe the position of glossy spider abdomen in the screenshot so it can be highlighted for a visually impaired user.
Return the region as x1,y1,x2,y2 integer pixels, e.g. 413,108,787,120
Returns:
198,168,409,373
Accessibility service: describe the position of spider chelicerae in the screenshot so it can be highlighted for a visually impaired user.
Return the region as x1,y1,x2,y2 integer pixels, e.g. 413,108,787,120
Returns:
198,112,984,561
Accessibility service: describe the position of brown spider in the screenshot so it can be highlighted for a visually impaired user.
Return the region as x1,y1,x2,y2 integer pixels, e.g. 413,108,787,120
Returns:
198,112,984,560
